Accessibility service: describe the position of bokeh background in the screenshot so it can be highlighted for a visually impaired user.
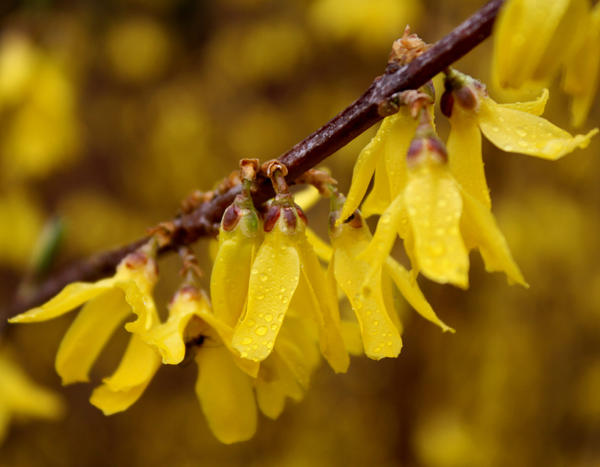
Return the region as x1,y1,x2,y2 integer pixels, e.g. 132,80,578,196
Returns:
1,0,599,466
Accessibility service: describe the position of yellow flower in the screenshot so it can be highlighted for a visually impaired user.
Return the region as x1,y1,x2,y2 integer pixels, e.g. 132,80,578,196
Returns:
338,107,418,223
142,284,320,443
9,243,162,415
563,1,600,126
357,121,527,288
328,196,452,360
492,0,588,91
210,191,263,329
232,194,349,373
0,348,63,444
444,70,597,211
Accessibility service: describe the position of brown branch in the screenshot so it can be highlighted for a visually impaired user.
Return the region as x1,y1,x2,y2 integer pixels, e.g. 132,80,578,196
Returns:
5,0,504,319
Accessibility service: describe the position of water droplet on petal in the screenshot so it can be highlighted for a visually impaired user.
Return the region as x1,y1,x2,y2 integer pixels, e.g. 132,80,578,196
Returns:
264,313,273,322
255,326,268,336
242,337,253,345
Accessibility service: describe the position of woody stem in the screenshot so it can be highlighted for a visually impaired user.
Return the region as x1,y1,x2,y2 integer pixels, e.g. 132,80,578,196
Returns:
4,0,505,320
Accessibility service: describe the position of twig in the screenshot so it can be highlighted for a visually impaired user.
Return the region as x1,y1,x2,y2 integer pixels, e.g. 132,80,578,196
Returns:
4,0,504,319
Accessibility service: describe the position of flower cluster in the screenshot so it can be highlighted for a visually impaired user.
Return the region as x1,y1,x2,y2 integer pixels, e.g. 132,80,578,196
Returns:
7,66,598,443
493,0,600,126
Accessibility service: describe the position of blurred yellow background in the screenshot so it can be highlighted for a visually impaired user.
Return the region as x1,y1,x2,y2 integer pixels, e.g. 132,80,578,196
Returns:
0,0,599,466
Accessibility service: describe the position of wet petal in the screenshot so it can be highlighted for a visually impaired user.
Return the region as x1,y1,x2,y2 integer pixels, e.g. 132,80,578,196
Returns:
478,97,598,159
492,0,570,89
333,224,401,359
90,334,161,415
405,165,469,288
210,230,256,327
384,258,453,332
359,193,407,277
297,238,349,373
361,153,391,218
195,346,257,444
141,292,199,365
460,189,528,287
448,108,490,208
56,289,131,384
8,279,115,323
383,109,418,198
232,231,300,362
497,88,548,116
338,122,388,224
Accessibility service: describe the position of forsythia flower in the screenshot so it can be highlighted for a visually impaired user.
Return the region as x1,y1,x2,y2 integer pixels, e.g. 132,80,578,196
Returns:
444,70,598,207
9,242,162,415
562,1,600,126
142,284,320,443
492,0,600,126
492,0,587,91
328,195,452,359
232,193,349,373
0,348,63,444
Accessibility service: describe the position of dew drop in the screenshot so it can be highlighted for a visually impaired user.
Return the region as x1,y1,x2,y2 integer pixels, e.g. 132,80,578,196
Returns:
242,337,253,345
491,126,500,133
504,144,513,151
264,313,273,322
516,129,527,137
270,324,278,331
255,326,268,336
260,274,268,282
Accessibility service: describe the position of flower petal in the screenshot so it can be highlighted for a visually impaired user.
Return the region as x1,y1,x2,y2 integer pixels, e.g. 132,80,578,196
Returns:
478,96,598,160
332,223,401,359
361,153,391,218
497,88,548,116
383,109,418,198
56,289,131,384
210,230,256,327
232,231,300,362
492,0,570,89
89,334,161,415
297,238,349,373
384,258,453,332
447,108,490,208
195,346,257,444
460,189,528,287
405,165,469,288
338,122,387,224
8,279,115,323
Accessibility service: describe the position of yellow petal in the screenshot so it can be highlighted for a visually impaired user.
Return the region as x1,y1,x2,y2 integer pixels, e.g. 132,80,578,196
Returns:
460,189,528,287
305,226,333,262
359,193,406,276
0,351,64,420
141,291,199,365
492,0,570,89
383,109,418,198
195,346,257,444
194,303,260,378
361,153,391,218
210,229,256,327
8,279,115,323
563,3,600,126
89,334,161,415
384,258,453,332
497,88,548,116
478,96,598,160
447,108,491,209
297,238,349,373
405,164,469,288
293,185,321,212
338,123,386,224
340,320,363,356
232,230,300,362
332,223,401,359
56,289,131,384
255,352,303,420
121,280,159,335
